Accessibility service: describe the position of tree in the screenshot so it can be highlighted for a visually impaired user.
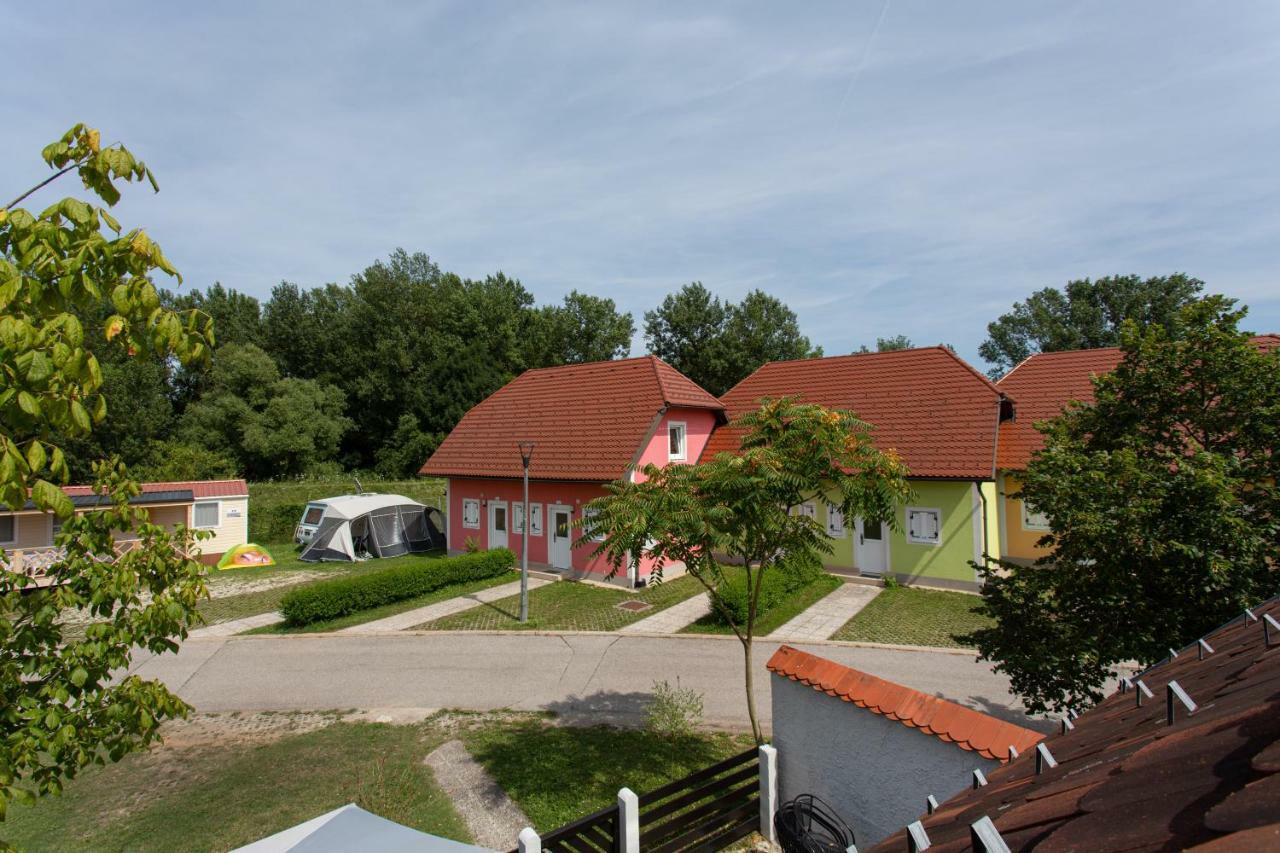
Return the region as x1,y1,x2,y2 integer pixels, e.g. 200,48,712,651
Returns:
526,290,634,366
0,125,213,820
180,344,351,479
979,274,1205,377
583,399,910,741
858,335,912,353
967,297,1280,714
644,284,820,395
132,439,239,482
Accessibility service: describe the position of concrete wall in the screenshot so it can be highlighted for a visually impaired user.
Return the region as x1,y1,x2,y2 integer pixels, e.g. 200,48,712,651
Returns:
770,675,998,847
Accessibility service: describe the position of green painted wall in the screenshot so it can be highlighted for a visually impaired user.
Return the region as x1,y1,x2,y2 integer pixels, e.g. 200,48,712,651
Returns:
815,479,987,586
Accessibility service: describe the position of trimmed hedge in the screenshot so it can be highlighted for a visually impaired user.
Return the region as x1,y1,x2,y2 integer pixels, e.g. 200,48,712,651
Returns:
250,502,308,543
708,554,823,626
280,549,515,626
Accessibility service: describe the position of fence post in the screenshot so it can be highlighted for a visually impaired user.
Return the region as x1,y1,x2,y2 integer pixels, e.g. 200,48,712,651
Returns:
617,787,640,853
517,827,540,853
759,743,779,843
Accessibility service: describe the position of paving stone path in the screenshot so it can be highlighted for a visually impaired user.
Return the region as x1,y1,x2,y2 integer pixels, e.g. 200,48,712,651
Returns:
424,739,532,849
342,578,553,634
188,611,284,638
620,591,712,634
767,583,881,642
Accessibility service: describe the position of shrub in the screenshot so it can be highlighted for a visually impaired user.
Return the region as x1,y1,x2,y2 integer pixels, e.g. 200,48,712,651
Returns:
280,549,515,626
645,678,705,739
250,502,309,543
708,553,823,627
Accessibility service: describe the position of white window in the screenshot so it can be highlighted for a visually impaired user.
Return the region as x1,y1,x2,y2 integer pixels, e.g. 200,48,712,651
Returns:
1021,501,1051,532
193,501,220,529
906,507,941,545
668,421,687,462
0,514,14,544
796,502,817,520
581,507,605,542
826,506,845,537
461,499,481,529
513,502,545,536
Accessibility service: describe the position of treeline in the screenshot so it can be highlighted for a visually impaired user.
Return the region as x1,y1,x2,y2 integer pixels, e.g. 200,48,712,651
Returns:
68,250,817,482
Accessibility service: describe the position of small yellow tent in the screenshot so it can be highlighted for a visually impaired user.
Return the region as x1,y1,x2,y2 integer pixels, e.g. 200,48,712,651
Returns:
217,543,275,570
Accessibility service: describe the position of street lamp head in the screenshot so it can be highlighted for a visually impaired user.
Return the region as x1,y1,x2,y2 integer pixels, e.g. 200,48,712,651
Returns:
517,440,535,467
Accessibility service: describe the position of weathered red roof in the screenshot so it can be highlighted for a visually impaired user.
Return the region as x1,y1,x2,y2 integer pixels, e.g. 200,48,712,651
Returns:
767,645,1043,763
996,334,1280,471
61,479,248,499
704,347,1009,479
869,595,1280,852
996,348,1123,471
420,356,723,481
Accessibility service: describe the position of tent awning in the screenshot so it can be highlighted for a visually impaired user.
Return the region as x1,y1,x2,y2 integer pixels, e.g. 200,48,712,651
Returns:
233,803,493,853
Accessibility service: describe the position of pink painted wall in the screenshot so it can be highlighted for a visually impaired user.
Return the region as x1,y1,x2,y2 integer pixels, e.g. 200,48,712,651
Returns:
632,408,720,482
444,406,719,583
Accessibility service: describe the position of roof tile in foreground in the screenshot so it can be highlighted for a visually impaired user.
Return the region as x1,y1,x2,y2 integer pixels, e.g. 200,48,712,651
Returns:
766,645,1044,763
706,347,1009,479
420,356,722,481
869,595,1280,852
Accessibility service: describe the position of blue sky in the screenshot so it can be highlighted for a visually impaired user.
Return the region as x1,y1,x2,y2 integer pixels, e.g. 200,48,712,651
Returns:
5,1,1279,369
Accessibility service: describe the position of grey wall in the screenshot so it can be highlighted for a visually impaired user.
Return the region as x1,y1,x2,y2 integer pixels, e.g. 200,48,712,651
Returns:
771,674,999,847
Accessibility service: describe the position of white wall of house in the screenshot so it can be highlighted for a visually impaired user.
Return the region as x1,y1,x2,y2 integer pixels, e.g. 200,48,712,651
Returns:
190,496,249,558
770,675,999,847
0,512,51,550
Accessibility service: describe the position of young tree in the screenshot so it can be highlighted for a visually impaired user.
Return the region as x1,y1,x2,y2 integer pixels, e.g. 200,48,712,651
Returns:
0,125,213,820
584,399,910,741
968,297,1280,713
979,274,1205,377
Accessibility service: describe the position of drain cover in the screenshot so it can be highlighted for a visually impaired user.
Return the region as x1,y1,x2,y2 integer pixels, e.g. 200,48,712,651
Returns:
616,600,653,613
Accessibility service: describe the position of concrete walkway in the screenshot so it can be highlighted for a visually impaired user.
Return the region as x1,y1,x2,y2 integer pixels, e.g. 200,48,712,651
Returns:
425,739,531,849
767,583,881,642
620,592,712,634
189,611,283,639
341,578,553,634
130,633,1042,731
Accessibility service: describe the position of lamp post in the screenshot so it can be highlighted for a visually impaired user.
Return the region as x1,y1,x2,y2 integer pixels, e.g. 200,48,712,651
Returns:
517,441,535,623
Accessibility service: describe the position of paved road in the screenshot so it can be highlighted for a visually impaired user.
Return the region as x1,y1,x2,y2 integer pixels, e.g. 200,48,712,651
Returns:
130,632,1042,732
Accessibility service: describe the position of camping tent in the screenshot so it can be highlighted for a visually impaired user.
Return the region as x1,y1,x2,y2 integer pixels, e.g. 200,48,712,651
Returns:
298,494,445,562
233,803,491,852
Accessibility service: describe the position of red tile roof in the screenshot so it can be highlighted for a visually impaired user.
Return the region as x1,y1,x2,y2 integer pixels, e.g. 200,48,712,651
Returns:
995,347,1123,471
996,334,1280,471
704,347,1009,479
869,595,1280,852
61,479,249,499
420,356,723,481
766,645,1044,763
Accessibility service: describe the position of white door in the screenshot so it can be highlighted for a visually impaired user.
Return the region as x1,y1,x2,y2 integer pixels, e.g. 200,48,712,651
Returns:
548,505,573,570
488,502,509,550
854,517,888,576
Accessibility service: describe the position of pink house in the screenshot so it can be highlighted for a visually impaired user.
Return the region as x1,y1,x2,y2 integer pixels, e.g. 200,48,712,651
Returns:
419,356,723,587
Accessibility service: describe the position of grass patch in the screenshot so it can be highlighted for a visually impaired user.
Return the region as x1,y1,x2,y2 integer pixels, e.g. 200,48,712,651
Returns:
680,571,842,636
0,720,469,853
248,573,516,633
420,574,704,632
197,545,448,627
462,720,753,830
831,585,991,648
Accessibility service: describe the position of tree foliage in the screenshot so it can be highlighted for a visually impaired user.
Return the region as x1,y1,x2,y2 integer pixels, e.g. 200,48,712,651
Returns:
583,399,910,740
968,297,1280,713
858,335,912,353
644,283,820,395
979,274,1205,377
0,125,212,821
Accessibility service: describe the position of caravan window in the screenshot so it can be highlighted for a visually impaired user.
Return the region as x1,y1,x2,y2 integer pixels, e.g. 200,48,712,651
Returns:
303,505,324,525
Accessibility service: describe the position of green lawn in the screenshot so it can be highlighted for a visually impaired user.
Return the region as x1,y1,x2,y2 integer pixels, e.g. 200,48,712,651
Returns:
679,571,842,636
196,545,449,627
0,718,470,853
419,574,704,632
246,572,517,634
831,585,992,648
462,719,754,830
1,713,753,851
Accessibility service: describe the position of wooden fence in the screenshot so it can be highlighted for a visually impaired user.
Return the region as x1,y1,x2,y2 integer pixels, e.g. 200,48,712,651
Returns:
513,745,776,853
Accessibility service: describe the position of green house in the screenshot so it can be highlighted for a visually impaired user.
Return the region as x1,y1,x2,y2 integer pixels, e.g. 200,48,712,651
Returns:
705,347,1013,591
